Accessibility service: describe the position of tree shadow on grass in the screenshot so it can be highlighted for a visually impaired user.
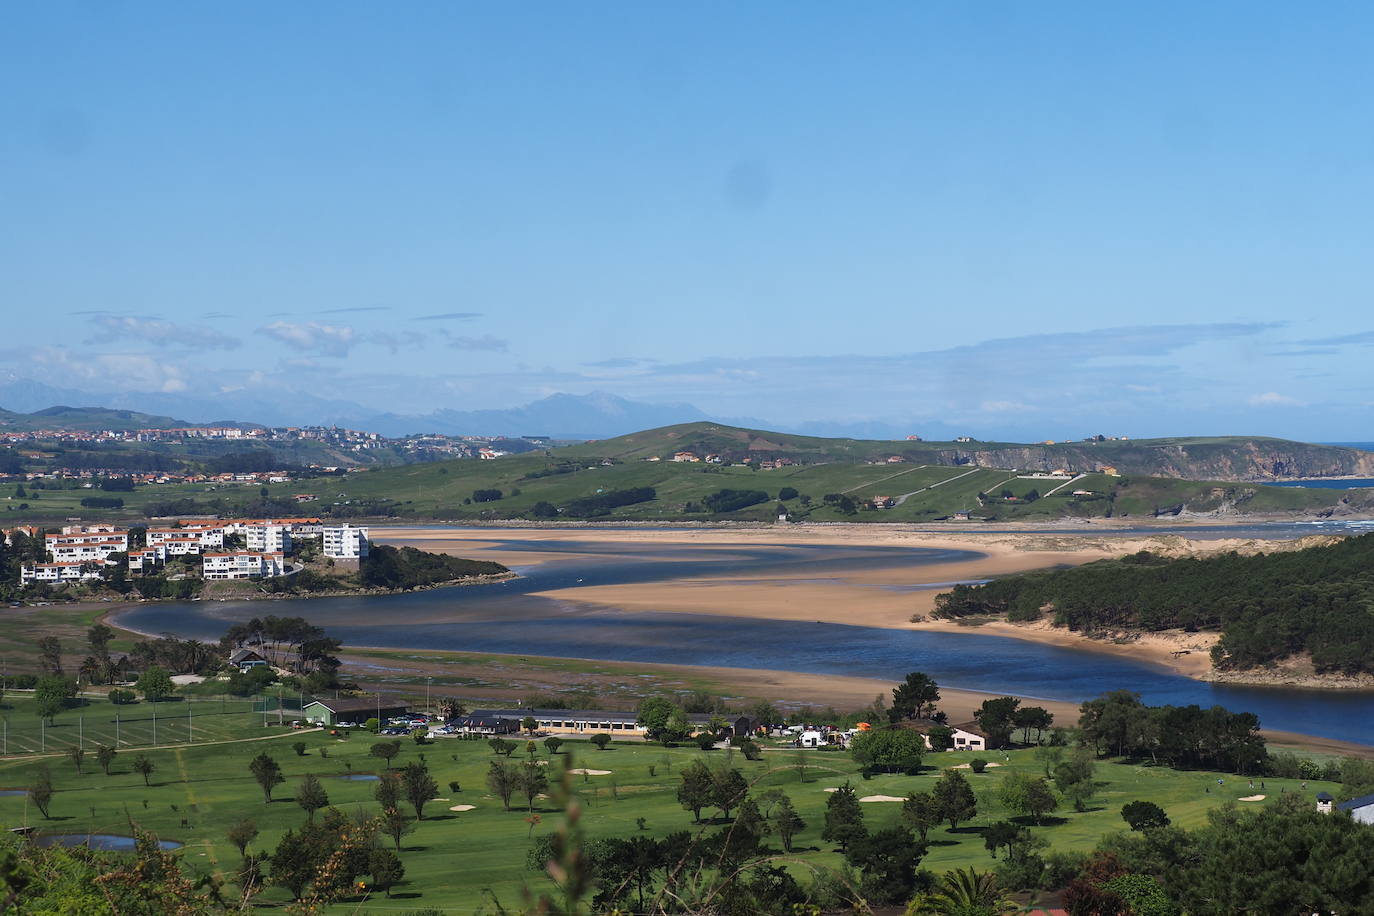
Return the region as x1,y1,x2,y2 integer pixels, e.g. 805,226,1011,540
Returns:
1010,815,1069,828
927,839,960,848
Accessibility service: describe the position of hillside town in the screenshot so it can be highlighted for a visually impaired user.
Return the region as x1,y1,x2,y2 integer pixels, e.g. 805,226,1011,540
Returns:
4,518,369,587
0,422,550,486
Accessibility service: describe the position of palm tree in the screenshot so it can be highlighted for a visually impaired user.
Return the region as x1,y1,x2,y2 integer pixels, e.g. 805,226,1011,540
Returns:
904,867,1019,916
77,656,101,686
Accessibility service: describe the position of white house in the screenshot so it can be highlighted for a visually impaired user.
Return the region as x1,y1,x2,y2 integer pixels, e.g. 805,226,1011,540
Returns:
128,545,167,574
1337,792,1374,824
912,720,988,752
202,552,286,580
323,524,369,559
245,524,293,555
21,562,103,585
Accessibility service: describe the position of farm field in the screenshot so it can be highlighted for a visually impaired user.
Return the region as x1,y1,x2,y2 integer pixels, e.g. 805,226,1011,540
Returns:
0,713,1344,913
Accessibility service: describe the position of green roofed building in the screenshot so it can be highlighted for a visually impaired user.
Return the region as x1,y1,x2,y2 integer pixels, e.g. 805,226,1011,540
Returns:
303,697,410,727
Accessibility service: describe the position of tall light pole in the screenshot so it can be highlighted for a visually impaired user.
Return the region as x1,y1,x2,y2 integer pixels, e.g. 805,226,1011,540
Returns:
426,677,432,717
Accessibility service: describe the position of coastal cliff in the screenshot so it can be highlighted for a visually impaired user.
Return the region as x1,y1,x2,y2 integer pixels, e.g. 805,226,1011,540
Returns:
570,423,1374,482
948,439,1374,481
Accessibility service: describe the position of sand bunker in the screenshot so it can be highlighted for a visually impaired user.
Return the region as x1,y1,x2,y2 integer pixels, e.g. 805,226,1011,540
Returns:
1239,794,1266,802
951,762,1004,770
568,768,612,776
431,797,449,802
859,795,905,803
449,804,476,812
823,787,838,793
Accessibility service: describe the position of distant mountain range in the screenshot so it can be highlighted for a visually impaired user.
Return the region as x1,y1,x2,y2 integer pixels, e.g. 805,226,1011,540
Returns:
353,392,719,439
0,371,965,441
0,373,715,437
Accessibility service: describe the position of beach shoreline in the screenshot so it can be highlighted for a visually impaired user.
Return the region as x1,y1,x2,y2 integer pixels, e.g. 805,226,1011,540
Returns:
377,523,1357,687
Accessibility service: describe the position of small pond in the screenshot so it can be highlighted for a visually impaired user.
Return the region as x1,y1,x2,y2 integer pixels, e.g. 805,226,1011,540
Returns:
0,790,26,797
36,834,183,851
338,773,380,781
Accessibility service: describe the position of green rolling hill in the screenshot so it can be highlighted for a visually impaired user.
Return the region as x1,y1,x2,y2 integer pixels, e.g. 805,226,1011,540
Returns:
0,405,216,432
563,423,1374,481
9,421,1370,523
270,423,1373,523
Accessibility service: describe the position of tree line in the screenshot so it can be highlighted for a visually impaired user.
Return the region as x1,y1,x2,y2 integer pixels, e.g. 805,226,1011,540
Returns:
933,533,1374,674
359,544,508,589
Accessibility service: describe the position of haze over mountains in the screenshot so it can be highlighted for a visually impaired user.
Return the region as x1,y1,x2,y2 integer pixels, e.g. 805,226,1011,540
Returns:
0,373,970,440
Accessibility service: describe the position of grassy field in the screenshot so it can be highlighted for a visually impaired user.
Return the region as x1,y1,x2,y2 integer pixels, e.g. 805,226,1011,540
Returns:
5,453,1359,528
0,694,264,755
0,708,1345,913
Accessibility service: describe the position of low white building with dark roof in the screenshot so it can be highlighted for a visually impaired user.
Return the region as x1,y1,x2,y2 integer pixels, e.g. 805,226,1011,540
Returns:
1337,792,1374,824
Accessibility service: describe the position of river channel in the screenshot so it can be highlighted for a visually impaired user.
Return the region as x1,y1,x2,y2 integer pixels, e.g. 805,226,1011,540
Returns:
112,523,1374,746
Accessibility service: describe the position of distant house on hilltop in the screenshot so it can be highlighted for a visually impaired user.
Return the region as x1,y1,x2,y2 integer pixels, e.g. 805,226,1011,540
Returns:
672,451,701,462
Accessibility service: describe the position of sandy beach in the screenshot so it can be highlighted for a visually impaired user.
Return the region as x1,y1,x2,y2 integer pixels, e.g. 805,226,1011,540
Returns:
378,524,1309,681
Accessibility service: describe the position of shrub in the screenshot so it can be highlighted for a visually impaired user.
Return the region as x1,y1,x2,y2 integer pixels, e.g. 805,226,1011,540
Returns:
292,741,307,757
591,734,612,751
108,689,137,705
364,717,380,733
970,758,988,773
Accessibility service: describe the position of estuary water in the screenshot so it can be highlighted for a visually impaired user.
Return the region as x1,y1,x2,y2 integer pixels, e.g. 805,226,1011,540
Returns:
112,524,1374,746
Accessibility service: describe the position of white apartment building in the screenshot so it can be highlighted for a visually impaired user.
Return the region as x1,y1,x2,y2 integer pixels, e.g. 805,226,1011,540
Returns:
46,531,128,562
48,539,128,564
202,552,286,580
59,524,122,536
147,527,224,549
21,562,103,585
160,536,204,556
245,524,292,554
322,524,369,559
128,545,167,574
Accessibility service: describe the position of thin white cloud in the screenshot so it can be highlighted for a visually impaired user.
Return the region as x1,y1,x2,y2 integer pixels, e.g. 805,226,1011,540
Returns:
1248,391,1305,407
256,321,356,357
29,347,190,393
255,321,426,357
414,312,482,321
88,316,240,350
441,331,508,352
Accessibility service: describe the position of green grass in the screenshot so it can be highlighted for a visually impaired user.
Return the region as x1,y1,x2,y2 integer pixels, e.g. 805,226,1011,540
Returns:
0,721,1344,913
0,695,263,755
5,430,1364,528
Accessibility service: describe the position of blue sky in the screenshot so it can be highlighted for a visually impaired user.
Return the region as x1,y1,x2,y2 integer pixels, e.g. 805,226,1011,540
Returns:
2,3,1373,439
